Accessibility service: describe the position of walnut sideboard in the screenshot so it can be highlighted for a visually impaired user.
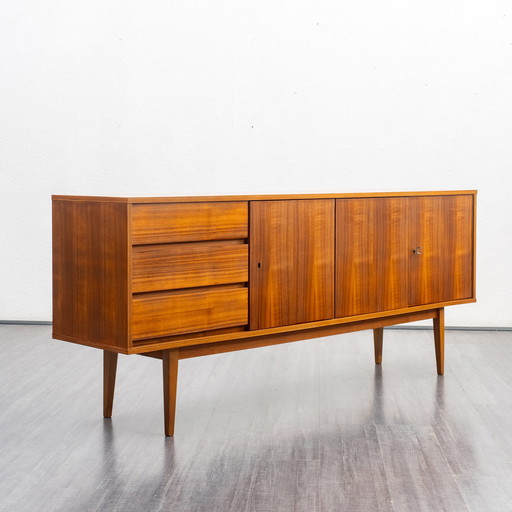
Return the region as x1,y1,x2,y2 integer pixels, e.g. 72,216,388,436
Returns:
52,191,476,436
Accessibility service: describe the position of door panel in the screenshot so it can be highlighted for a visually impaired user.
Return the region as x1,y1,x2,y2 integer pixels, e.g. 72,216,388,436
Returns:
250,200,335,330
335,198,409,317
408,195,474,306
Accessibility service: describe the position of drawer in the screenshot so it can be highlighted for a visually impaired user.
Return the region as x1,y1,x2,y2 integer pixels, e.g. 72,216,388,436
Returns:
131,202,248,245
132,242,248,293
131,287,248,340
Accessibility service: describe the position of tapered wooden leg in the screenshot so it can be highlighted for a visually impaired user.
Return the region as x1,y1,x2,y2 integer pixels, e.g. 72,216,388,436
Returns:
373,327,383,365
103,351,118,418
433,308,445,375
163,349,179,437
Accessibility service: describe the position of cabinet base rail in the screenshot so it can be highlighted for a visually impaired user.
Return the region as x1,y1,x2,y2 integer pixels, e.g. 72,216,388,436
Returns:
103,307,445,436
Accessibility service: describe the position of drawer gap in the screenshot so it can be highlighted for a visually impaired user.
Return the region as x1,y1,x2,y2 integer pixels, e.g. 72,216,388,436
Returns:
132,282,248,298
132,238,248,247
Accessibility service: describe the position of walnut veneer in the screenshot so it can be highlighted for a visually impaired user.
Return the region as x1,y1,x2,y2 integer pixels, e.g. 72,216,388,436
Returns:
52,191,476,436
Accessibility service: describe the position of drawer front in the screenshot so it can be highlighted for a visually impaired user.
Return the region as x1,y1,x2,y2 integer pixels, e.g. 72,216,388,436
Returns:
131,202,248,245
132,242,248,293
132,287,248,339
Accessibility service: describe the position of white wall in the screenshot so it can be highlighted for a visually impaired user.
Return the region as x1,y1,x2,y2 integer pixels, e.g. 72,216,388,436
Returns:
1,0,511,326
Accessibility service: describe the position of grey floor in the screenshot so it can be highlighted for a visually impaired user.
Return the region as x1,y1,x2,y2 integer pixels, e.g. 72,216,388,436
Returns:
1,325,512,511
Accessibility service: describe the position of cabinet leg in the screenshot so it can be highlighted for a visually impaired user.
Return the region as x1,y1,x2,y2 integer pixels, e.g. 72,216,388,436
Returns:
163,349,179,437
433,308,445,375
373,327,383,365
103,351,118,418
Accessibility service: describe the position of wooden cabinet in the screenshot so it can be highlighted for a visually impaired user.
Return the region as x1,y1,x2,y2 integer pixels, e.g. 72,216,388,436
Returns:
52,191,476,436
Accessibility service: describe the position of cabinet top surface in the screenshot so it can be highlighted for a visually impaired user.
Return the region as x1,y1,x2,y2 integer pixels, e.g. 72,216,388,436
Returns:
52,190,477,203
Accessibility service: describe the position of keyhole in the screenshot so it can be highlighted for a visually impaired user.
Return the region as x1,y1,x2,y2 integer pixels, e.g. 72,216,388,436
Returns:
257,262,261,268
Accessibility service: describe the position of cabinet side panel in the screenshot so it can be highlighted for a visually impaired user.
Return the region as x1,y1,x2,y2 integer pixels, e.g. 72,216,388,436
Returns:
409,195,474,306
335,198,409,317
52,200,129,350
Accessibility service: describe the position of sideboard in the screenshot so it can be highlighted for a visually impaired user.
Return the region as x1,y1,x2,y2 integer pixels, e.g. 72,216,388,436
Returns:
52,191,477,435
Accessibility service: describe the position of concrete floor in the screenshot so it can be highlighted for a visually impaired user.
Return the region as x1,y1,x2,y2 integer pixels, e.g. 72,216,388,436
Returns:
1,324,512,511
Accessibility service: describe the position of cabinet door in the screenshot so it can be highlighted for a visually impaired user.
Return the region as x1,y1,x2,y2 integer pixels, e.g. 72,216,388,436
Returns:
250,200,335,330
408,195,474,306
335,198,409,317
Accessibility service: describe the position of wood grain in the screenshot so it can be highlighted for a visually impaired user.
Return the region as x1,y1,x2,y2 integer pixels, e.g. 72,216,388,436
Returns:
131,202,248,245
132,241,248,293
335,198,409,317
409,195,474,306
250,199,335,330
52,200,129,350
132,287,248,340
